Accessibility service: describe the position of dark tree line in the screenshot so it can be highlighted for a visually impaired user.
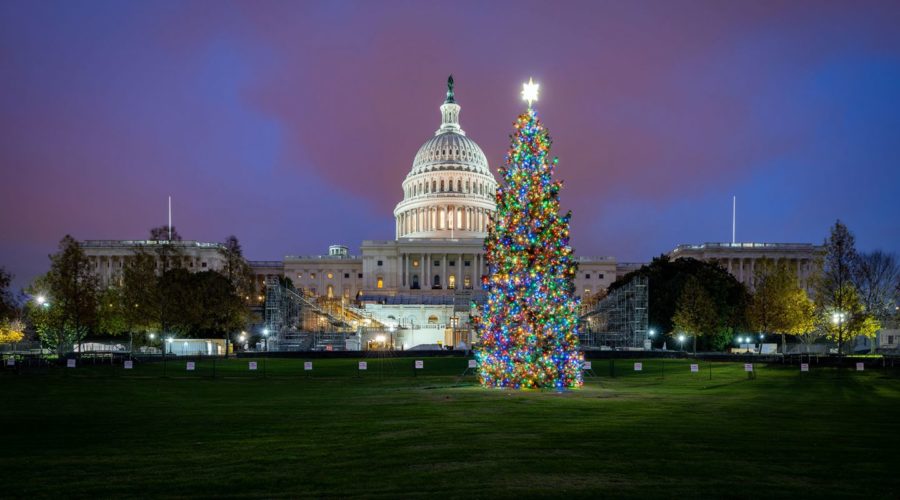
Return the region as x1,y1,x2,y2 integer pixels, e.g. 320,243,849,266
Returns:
26,228,255,354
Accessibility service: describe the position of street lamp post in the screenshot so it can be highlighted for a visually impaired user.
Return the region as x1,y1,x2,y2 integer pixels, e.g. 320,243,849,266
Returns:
678,334,685,352
262,328,270,352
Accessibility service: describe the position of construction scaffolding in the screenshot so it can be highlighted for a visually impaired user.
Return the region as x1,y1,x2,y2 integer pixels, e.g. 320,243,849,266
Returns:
579,275,648,349
263,277,383,351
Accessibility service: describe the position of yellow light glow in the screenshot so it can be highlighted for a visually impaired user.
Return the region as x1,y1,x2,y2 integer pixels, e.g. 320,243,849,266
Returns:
521,77,540,106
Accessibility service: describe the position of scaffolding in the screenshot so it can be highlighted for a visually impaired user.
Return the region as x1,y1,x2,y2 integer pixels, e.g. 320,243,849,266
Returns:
263,277,384,351
579,275,648,349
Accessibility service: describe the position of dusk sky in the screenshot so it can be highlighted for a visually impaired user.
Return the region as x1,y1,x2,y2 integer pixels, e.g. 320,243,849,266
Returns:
2,0,899,290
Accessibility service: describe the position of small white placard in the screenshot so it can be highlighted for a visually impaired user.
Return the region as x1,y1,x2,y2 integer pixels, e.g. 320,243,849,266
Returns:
249,361,257,371
6,358,14,366
415,360,424,369
800,363,809,372
690,364,699,373
304,361,313,371
467,359,476,369
186,361,195,371
634,362,643,371
583,361,592,370
358,361,367,370
66,359,76,368
856,362,864,371
744,363,753,372
124,360,133,370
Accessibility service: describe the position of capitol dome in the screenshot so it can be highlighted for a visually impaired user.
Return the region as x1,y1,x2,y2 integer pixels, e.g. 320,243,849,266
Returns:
394,76,498,240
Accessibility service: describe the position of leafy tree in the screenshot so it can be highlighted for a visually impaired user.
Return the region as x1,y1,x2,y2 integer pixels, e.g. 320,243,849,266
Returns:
787,288,818,351
96,286,127,337
0,319,25,344
611,255,749,351
817,284,880,350
122,247,161,338
29,236,99,355
748,259,814,352
814,220,877,356
0,266,17,322
149,225,182,242
672,276,718,353
220,236,254,300
854,251,899,321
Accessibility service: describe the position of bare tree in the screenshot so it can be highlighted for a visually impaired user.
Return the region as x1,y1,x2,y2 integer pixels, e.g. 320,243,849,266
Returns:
854,251,899,320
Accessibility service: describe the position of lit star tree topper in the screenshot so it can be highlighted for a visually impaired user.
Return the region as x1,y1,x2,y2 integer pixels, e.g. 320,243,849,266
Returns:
473,78,583,390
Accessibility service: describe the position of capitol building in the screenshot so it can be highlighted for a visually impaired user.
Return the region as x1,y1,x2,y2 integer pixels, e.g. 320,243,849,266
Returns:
77,77,824,349
249,77,618,347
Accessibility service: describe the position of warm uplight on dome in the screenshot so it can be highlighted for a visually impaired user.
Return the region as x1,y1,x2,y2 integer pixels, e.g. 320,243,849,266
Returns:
521,78,540,107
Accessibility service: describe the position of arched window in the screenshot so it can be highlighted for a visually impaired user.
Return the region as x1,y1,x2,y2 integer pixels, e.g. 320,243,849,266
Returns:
376,277,384,289
457,180,462,192
326,284,334,298
428,315,439,325
432,180,436,192
411,274,419,289
440,180,445,192
448,274,456,289
433,275,441,288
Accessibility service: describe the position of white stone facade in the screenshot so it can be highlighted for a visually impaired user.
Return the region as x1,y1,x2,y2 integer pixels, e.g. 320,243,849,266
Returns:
81,240,226,287
669,242,823,290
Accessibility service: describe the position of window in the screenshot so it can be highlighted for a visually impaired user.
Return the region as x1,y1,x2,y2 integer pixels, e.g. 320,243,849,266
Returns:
434,260,440,267
411,274,419,289
376,277,384,289
585,274,591,279
449,260,456,266
598,273,604,279
428,315,439,325
327,272,333,279
311,273,316,279
297,273,303,279
889,335,895,345
433,275,441,288
326,285,334,298
412,260,419,267
448,275,456,289
377,260,383,266
344,273,350,279
201,262,207,268
464,276,471,289
464,260,471,267
358,273,363,279
584,288,591,295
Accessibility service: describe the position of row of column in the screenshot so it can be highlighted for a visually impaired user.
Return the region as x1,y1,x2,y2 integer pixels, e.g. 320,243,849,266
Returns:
400,252,485,290
723,257,810,288
397,206,491,237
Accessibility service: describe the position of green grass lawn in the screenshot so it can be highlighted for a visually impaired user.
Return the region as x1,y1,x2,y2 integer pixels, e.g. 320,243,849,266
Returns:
1,358,898,498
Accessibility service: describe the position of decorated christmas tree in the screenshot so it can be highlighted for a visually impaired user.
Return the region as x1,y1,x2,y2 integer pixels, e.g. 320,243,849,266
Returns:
474,79,582,389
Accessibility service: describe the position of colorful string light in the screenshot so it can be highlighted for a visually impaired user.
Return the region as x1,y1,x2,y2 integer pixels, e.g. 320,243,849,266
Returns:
473,100,583,390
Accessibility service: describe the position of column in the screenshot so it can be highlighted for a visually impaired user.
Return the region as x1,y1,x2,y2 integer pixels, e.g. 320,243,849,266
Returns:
442,254,447,289
738,258,744,284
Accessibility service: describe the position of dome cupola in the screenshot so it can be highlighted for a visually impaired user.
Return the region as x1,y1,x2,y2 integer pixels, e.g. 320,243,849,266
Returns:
393,76,498,240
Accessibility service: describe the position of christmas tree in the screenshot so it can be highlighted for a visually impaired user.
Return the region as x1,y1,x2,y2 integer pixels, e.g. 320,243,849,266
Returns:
474,79,582,389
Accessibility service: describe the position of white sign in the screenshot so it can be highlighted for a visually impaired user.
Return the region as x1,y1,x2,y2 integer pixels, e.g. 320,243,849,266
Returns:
124,360,133,370
583,361,592,370
415,360,424,369
856,362,864,371
248,362,258,371
634,362,643,371
467,359,476,369
66,359,76,368
744,363,753,372
801,363,809,372
358,361,367,371
6,358,14,366
304,361,313,371
690,364,699,373
186,361,195,371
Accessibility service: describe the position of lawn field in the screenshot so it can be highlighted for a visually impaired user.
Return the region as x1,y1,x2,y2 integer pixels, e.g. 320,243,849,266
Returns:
1,357,899,498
